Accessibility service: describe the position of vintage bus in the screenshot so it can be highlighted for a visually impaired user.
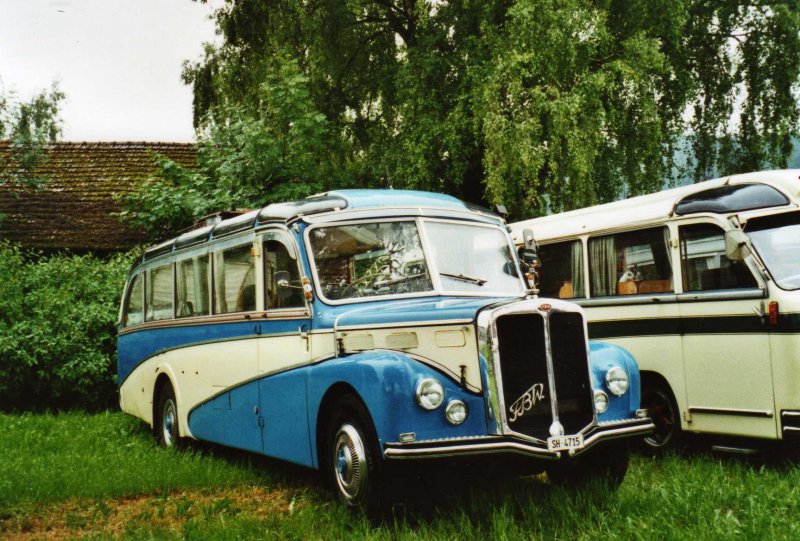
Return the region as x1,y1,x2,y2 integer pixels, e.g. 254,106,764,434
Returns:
118,190,651,511
510,170,800,453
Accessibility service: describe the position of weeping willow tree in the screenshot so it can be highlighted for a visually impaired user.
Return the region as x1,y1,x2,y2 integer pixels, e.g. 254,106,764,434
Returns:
175,0,800,221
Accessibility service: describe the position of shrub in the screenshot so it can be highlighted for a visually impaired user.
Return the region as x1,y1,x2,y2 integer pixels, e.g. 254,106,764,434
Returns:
0,243,135,411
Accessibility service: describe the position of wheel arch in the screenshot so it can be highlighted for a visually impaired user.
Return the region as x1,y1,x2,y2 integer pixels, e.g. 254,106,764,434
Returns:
315,383,375,471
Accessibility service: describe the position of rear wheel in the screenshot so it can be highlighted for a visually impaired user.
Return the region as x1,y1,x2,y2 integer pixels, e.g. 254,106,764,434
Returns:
155,382,180,448
546,441,630,489
640,380,681,454
324,395,385,514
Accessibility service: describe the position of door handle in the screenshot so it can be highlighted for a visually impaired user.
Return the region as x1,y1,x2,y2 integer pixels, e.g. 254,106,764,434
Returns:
299,324,309,351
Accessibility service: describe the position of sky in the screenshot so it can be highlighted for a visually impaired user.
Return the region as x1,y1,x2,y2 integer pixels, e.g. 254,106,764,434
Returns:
0,0,219,142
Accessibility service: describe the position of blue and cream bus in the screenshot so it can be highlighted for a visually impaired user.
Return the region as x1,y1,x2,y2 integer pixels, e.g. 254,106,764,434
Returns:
118,190,651,510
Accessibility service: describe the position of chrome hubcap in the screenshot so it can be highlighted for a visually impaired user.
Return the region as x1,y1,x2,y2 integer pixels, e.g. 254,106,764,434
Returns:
162,398,177,447
332,424,367,503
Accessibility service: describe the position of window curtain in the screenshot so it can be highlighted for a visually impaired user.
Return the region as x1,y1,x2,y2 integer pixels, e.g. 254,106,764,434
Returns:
571,241,585,297
663,227,672,267
589,237,616,297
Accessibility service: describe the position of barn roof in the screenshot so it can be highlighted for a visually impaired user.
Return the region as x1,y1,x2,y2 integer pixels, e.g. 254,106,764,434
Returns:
0,141,197,252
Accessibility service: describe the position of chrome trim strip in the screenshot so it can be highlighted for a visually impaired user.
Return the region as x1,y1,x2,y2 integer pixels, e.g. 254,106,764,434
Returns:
383,419,654,460
782,411,800,418
118,310,312,335
689,406,774,418
336,319,474,332
783,426,800,433
676,289,766,303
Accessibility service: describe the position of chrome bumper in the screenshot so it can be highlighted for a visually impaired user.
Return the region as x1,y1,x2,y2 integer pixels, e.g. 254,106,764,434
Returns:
383,417,654,460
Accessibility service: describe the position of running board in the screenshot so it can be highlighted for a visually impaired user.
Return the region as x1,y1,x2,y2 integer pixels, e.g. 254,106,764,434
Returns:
710,445,761,456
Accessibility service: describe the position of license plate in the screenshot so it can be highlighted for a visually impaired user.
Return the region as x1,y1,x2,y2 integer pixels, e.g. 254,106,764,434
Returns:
547,434,584,451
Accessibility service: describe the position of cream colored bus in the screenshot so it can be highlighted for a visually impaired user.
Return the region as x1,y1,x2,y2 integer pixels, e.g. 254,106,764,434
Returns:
510,170,800,452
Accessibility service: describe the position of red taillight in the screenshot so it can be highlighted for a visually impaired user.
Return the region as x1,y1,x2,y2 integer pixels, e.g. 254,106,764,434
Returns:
769,301,779,326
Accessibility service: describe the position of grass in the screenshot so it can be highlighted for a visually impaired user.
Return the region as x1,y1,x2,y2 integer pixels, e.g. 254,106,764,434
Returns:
3,412,800,539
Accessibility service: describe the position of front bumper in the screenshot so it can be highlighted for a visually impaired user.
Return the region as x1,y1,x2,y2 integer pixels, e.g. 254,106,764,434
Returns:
383,417,654,460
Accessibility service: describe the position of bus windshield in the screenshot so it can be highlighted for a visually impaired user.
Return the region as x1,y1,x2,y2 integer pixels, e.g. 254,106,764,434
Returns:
309,220,524,301
746,211,800,290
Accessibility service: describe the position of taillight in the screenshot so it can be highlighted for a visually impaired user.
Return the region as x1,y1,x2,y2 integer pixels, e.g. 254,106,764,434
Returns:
769,301,779,326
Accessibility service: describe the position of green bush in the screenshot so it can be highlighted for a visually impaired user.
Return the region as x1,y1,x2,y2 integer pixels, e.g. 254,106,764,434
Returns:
0,243,135,411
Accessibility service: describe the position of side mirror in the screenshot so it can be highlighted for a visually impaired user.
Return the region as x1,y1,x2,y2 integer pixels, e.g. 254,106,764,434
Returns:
725,230,750,261
518,247,541,269
274,270,295,300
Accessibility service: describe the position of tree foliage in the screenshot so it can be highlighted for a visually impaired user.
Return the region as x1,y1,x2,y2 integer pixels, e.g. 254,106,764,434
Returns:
136,0,800,225
0,244,134,412
0,82,64,189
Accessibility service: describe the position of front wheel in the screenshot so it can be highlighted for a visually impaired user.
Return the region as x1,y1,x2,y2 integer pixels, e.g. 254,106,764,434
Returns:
324,395,385,514
640,380,681,454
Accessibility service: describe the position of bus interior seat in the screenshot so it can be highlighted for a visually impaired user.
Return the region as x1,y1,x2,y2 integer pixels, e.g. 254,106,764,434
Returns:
558,281,574,299
617,281,638,295
638,279,672,294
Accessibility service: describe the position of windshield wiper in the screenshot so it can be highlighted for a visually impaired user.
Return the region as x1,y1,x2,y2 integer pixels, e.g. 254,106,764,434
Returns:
440,272,487,286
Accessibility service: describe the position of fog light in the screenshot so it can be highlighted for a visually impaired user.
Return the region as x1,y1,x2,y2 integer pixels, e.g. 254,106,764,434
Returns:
605,366,629,396
594,390,609,413
445,400,468,425
416,378,444,410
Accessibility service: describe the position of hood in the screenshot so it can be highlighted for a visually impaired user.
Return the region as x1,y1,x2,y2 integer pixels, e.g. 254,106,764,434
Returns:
315,296,516,330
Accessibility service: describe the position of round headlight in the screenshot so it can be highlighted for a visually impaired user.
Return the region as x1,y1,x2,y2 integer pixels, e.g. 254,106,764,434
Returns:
594,390,609,413
606,366,630,396
445,400,468,425
416,378,444,410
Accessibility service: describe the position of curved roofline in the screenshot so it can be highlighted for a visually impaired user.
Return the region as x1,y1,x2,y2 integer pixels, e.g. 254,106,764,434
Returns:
510,169,800,243
138,189,502,265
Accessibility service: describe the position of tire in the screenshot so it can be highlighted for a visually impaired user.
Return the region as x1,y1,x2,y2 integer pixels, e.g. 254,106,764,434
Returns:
155,382,180,449
640,380,681,454
323,395,385,514
546,441,630,490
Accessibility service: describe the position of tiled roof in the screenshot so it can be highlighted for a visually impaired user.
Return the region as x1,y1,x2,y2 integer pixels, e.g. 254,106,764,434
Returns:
0,141,197,252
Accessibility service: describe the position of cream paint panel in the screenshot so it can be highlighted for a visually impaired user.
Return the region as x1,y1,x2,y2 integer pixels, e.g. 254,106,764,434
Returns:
584,303,686,426
119,338,260,438
680,299,776,439
258,333,313,373
771,334,800,422
337,324,481,391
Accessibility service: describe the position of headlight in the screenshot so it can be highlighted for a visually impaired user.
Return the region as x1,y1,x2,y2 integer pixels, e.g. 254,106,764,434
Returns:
605,366,629,396
594,390,609,413
416,378,444,410
445,400,468,425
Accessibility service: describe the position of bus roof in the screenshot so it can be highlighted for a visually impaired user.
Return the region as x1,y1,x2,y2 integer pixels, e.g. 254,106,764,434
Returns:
139,189,499,263
511,169,800,243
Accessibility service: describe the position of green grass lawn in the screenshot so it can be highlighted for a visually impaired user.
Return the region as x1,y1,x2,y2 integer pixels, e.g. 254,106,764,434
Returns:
2,412,800,540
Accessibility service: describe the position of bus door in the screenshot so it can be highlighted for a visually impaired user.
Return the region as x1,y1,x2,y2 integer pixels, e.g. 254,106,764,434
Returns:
256,231,314,465
676,220,775,438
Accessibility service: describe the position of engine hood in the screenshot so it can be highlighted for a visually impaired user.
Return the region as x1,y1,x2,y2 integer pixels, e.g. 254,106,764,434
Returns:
315,296,518,331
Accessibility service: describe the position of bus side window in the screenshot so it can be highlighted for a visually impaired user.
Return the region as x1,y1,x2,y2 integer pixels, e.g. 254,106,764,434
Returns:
537,241,585,299
679,223,758,291
264,239,305,309
124,274,144,326
213,244,256,314
145,264,174,322
589,227,673,297
177,256,210,317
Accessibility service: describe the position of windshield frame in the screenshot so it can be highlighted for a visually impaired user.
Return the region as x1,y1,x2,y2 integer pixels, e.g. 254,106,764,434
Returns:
745,209,800,292
304,217,526,305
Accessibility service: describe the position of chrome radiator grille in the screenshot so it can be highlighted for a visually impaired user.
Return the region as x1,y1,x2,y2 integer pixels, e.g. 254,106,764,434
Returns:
494,310,594,440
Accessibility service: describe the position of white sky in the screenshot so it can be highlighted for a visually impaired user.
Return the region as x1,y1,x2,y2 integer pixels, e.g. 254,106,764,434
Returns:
0,0,219,142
